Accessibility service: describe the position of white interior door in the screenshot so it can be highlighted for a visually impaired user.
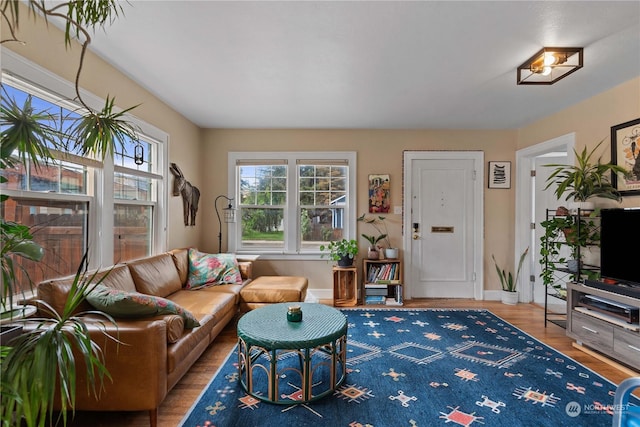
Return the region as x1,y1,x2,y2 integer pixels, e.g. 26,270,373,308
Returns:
405,152,483,299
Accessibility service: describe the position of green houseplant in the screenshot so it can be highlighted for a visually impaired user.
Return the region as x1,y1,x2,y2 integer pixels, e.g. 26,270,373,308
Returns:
1,1,138,426
539,209,600,298
361,233,386,260
358,214,398,258
320,238,359,267
492,247,528,305
544,140,629,205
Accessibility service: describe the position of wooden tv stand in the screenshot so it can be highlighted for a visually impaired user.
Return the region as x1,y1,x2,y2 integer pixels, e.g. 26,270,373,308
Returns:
566,282,640,371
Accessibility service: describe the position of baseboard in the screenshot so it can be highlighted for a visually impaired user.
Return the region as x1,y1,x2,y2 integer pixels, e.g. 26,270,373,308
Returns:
307,288,331,301
484,290,503,301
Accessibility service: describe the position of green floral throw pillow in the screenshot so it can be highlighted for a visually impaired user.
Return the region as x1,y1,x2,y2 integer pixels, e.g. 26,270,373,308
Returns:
86,284,200,329
186,249,243,289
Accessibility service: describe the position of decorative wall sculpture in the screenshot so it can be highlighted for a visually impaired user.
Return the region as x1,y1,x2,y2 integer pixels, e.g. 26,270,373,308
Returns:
169,163,200,226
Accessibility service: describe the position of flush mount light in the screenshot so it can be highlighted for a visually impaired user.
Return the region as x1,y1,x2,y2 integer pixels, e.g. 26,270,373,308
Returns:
517,47,583,85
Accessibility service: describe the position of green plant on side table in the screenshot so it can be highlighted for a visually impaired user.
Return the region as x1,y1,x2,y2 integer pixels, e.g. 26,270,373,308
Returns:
320,238,359,267
492,247,528,305
361,233,386,259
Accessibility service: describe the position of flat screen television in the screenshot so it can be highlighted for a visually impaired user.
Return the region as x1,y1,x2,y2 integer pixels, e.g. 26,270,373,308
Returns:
593,208,640,297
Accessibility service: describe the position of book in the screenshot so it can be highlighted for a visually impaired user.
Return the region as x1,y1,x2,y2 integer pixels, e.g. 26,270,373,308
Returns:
376,279,401,285
386,297,403,306
365,295,386,305
366,288,388,296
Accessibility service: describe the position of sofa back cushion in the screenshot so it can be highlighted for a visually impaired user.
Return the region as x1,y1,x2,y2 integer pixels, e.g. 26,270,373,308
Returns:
37,264,135,316
169,248,189,285
127,253,182,297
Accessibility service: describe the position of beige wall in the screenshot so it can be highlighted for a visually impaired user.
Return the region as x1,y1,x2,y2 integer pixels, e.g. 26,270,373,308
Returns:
4,6,639,296
518,77,640,210
2,6,203,250
202,129,517,292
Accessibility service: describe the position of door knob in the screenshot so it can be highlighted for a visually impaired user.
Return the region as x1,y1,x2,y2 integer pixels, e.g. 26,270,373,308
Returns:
413,234,420,240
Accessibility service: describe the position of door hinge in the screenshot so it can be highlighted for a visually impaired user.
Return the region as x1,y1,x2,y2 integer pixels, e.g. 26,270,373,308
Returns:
472,170,477,181
530,222,536,230
472,272,476,281
530,275,536,282
530,170,536,177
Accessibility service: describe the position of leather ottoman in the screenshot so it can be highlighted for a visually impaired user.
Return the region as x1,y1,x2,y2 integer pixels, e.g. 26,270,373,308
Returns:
239,276,308,312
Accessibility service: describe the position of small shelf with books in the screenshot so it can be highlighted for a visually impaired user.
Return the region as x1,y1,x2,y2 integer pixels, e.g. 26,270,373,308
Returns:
362,259,403,306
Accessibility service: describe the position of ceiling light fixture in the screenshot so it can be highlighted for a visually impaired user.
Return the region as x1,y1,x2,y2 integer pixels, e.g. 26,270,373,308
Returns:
517,47,583,85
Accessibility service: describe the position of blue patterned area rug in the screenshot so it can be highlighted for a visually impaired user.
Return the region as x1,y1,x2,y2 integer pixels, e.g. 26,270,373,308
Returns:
179,308,638,427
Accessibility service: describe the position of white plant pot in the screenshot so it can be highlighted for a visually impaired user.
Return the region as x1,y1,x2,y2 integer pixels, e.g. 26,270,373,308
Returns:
501,290,519,305
568,200,595,213
385,248,399,259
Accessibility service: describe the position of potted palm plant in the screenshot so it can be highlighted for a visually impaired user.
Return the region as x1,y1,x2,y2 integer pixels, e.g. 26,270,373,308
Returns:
1,1,138,425
492,247,529,305
320,239,359,267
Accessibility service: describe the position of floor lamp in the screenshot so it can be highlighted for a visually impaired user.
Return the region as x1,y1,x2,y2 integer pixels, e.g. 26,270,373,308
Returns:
215,195,235,253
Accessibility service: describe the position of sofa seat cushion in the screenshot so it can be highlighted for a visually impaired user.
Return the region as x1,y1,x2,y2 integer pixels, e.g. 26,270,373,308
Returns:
167,289,237,324
86,284,200,328
186,250,243,289
127,254,182,297
239,276,308,305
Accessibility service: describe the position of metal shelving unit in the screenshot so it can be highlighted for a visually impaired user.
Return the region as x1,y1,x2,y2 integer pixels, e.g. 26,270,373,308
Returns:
542,208,600,328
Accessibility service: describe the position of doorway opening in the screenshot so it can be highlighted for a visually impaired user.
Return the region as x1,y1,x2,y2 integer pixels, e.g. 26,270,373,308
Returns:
515,133,575,305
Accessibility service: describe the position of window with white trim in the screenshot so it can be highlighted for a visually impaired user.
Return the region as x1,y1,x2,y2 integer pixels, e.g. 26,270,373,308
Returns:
1,52,167,289
228,152,356,257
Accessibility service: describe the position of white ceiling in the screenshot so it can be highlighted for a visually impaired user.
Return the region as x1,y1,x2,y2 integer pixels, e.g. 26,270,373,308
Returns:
88,1,640,130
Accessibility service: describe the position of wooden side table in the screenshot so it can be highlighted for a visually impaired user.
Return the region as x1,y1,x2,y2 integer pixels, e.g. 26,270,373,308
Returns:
333,266,358,307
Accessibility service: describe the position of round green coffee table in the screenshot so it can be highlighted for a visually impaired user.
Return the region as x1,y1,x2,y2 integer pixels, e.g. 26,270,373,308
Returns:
237,302,347,404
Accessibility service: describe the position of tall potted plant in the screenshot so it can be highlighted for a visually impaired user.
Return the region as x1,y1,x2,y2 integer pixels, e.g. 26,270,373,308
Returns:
492,247,528,305
1,1,138,426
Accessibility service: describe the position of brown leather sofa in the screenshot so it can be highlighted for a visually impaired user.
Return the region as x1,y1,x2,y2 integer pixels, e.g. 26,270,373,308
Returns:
34,249,254,427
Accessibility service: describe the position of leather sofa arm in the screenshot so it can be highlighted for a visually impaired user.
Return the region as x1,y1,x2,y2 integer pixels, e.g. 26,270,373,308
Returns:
238,261,253,280
50,317,169,412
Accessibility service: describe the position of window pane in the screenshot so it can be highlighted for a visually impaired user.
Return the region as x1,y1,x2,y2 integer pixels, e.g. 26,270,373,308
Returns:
114,138,153,173
0,198,88,292
1,163,27,190
240,207,284,249
297,164,347,206
239,165,287,206
114,172,153,201
300,207,344,250
0,160,87,194
114,204,152,262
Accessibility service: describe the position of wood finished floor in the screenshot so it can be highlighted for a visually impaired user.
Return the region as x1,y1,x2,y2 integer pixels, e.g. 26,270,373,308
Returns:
68,300,638,427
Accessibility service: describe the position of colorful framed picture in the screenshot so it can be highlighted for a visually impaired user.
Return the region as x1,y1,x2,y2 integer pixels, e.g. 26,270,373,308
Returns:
488,161,511,189
611,118,640,195
368,174,390,213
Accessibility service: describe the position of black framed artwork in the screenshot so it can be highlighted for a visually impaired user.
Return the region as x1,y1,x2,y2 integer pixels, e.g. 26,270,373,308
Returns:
488,161,511,189
611,118,640,196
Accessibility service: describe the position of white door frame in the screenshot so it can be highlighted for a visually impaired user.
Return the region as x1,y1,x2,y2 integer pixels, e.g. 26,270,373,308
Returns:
515,133,575,303
403,151,484,300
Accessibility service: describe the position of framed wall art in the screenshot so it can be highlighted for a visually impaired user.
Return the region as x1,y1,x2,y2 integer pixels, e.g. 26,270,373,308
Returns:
611,118,640,195
488,161,511,189
368,174,390,213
